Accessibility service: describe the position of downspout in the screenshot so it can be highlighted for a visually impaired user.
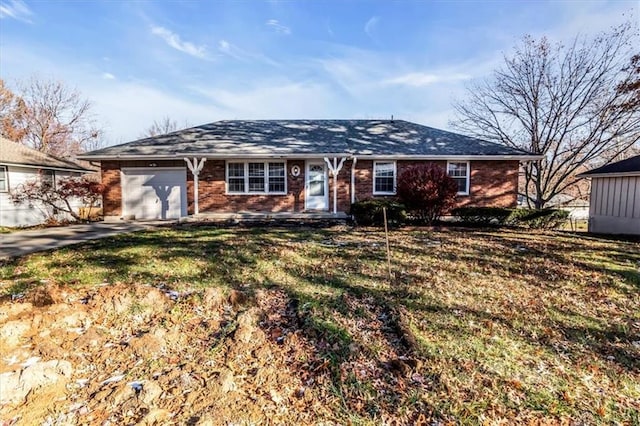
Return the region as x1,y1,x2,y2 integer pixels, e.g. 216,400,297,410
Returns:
324,157,346,215
184,157,206,215
350,156,358,205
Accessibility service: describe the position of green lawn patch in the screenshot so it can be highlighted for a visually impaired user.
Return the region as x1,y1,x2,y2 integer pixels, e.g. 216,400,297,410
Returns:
0,225,638,424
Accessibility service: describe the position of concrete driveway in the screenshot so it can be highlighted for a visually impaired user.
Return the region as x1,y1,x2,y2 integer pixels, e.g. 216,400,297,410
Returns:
0,222,156,260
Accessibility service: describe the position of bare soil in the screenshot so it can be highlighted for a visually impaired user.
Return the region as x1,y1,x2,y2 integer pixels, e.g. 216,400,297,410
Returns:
0,282,425,425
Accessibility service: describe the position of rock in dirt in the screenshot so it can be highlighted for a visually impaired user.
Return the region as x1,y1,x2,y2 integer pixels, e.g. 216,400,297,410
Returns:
140,408,172,425
141,380,163,405
129,330,167,357
0,359,72,405
0,302,33,324
0,319,31,348
219,369,236,393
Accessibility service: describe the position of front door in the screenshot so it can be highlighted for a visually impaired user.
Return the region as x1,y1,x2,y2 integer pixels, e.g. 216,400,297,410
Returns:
305,161,328,210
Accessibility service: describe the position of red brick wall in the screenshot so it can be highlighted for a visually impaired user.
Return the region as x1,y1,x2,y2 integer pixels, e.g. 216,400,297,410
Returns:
192,160,306,213
101,161,121,216
459,160,519,208
101,158,519,217
354,160,518,208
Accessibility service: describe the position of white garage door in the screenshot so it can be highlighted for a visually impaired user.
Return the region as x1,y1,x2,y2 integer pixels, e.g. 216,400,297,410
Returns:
122,168,187,220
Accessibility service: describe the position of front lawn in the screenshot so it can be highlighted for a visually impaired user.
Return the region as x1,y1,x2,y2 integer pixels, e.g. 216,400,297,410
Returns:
0,225,638,424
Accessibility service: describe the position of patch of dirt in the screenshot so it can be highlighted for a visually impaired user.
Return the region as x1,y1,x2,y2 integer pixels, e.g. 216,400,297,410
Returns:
0,283,428,424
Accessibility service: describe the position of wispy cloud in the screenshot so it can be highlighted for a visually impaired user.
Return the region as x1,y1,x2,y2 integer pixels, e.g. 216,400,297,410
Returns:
383,72,471,87
189,80,339,118
102,72,116,80
218,39,280,66
364,16,379,38
266,19,291,35
0,0,32,23
151,25,208,59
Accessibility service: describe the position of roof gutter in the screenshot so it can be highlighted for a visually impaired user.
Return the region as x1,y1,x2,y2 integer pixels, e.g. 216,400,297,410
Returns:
576,171,640,179
77,153,543,162
0,161,95,173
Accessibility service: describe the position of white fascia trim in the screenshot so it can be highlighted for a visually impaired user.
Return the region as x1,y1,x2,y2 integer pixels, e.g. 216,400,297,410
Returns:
577,172,640,179
362,155,542,161
78,153,542,161
77,153,349,161
0,162,92,173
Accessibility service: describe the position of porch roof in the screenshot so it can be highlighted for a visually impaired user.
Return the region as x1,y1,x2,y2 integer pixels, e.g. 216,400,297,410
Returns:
79,119,538,161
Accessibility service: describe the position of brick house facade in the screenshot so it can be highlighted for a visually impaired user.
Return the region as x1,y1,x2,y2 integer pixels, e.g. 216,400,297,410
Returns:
82,120,537,220
100,158,519,217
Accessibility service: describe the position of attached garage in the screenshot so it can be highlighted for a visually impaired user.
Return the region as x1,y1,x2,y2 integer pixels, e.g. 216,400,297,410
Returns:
121,168,187,220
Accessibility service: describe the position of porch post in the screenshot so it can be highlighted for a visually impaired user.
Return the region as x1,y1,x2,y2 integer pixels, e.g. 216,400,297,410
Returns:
350,156,358,204
184,157,207,215
324,157,346,215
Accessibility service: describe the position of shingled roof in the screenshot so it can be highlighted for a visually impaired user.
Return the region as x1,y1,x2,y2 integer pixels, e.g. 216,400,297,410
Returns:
578,155,640,177
80,120,538,160
0,136,93,172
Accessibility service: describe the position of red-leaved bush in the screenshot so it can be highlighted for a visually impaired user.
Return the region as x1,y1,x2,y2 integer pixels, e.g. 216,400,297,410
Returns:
11,175,105,222
396,164,458,223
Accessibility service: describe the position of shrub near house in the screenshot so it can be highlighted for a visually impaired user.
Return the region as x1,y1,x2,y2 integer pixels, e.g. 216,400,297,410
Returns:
10,176,104,223
396,164,458,223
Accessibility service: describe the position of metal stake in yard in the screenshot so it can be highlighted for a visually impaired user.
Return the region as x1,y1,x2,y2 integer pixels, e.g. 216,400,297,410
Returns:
383,207,392,281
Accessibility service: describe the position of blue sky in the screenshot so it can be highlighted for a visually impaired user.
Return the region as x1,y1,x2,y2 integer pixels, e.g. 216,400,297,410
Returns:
0,0,637,144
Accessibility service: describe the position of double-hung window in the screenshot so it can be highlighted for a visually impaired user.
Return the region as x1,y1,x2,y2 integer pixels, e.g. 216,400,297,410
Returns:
447,161,469,195
268,163,285,193
226,161,287,194
0,166,7,192
248,163,265,192
227,163,246,193
373,161,396,195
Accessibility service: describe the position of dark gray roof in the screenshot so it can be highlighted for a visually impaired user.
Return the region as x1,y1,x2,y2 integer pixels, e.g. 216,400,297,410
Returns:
580,155,640,176
1,136,93,172
81,120,536,159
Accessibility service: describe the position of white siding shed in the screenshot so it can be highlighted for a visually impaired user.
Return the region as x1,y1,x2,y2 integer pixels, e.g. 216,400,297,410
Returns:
579,155,640,236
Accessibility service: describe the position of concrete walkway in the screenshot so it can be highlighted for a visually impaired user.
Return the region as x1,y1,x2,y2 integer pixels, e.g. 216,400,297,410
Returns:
0,222,159,260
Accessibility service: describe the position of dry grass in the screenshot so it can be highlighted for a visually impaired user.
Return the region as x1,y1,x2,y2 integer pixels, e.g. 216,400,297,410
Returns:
1,225,638,424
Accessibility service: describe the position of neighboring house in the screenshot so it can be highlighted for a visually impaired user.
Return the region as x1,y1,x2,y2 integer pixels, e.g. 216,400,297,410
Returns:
78,120,539,221
0,137,94,227
578,155,640,235
547,194,590,220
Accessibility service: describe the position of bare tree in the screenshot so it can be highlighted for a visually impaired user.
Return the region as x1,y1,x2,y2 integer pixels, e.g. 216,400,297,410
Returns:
141,116,185,138
452,23,640,208
0,77,103,158
0,79,27,142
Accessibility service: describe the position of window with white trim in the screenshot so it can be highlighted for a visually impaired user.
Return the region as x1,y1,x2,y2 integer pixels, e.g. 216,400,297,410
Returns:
373,161,396,194
268,162,285,193
227,163,245,193
447,161,469,195
226,161,287,194
0,166,7,192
